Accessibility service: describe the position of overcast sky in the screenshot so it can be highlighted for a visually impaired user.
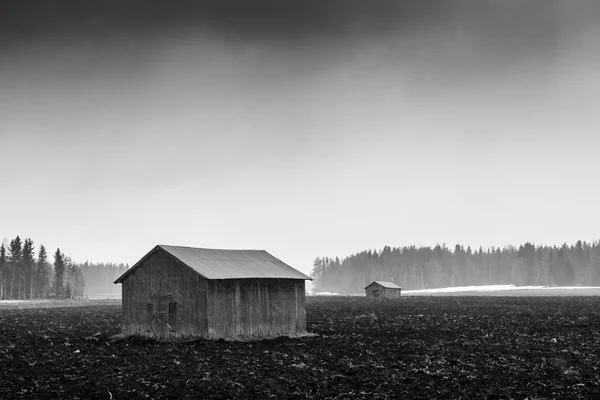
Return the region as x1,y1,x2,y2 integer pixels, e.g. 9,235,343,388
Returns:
1,1,600,275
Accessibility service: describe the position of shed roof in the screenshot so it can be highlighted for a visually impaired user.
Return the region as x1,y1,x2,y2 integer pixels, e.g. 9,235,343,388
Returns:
365,281,402,289
114,245,312,283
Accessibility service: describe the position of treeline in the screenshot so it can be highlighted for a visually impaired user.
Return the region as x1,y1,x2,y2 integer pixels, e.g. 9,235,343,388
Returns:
78,262,127,296
0,235,129,299
311,240,600,294
0,235,84,299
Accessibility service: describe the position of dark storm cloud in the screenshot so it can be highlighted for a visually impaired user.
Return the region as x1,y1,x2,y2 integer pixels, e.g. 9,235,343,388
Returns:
3,1,598,52
1,1,446,41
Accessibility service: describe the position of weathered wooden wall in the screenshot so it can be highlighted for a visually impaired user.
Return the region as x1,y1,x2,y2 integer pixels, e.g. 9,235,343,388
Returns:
365,285,401,299
121,250,208,339
207,279,306,339
383,288,401,299
120,249,308,340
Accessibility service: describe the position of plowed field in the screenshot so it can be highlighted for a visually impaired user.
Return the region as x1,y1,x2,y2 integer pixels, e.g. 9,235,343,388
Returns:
2,296,600,399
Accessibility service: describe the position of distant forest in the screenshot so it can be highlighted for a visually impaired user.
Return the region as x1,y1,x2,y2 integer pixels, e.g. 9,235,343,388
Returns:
78,262,127,296
0,235,127,300
311,241,600,294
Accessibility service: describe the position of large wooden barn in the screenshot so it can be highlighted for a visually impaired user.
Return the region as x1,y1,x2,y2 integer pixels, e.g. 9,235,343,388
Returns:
114,245,312,340
365,281,402,299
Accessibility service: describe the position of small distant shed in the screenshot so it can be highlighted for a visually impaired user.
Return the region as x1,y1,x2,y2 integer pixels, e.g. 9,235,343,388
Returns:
365,281,402,299
114,245,312,340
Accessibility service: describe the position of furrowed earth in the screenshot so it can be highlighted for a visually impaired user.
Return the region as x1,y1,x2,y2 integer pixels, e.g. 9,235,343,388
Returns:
2,296,600,399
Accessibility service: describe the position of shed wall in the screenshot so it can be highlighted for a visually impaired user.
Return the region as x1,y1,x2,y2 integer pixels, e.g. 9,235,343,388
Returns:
121,250,208,338
207,279,306,339
365,285,401,299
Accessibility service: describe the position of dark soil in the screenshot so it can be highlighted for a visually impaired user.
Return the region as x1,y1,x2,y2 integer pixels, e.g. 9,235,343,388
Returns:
2,296,600,399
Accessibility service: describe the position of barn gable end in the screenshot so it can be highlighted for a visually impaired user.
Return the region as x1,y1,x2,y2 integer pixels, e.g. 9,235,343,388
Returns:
120,247,209,338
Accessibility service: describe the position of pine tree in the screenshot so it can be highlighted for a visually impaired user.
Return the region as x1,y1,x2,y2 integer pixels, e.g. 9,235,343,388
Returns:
64,255,76,298
8,236,23,299
63,254,84,298
54,248,65,298
37,245,48,298
22,238,35,299
0,244,6,300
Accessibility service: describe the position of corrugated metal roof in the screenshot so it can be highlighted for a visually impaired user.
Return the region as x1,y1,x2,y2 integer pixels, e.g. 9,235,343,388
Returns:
160,245,312,280
115,245,312,282
365,281,402,289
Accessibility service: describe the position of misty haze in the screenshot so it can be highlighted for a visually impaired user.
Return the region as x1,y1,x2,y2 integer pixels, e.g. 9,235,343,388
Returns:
2,1,600,399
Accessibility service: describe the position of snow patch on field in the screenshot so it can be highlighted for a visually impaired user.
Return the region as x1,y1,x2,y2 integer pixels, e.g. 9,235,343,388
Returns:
87,294,122,300
0,298,121,309
312,292,343,296
404,285,599,294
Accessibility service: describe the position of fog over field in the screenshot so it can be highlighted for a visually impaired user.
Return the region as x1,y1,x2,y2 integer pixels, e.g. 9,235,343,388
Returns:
1,1,600,277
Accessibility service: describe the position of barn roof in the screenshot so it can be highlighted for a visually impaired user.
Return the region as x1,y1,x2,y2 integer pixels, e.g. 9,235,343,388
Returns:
114,245,312,283
365,281,402,289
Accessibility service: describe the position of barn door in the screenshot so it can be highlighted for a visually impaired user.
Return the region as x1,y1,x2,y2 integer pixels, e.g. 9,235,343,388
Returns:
153,296,170,338
148,295,177,338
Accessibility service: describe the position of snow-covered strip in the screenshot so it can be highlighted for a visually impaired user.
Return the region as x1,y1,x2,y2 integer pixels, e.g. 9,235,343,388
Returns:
87,294,122,299
403,285,600,294
0,300,54,304
311,291,342,296
312,285,600,296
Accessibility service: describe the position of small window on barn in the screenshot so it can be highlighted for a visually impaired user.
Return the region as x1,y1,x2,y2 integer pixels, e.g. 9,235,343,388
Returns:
147,303,153,330
168,302,177,332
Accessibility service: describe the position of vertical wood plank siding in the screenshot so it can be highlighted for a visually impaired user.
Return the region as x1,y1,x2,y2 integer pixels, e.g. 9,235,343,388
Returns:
120,249,307,340
365,285,401,299
207,279,306,339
